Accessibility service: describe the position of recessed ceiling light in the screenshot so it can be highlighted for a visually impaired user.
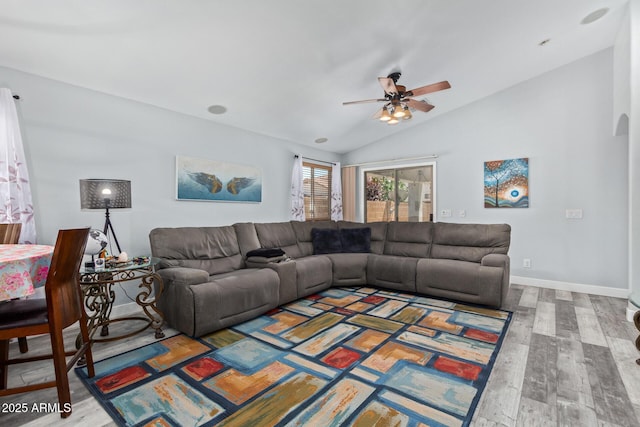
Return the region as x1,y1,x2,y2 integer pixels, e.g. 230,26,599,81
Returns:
314,137,328,144
581,8,609,25
207,105,227,115
538,38,551,46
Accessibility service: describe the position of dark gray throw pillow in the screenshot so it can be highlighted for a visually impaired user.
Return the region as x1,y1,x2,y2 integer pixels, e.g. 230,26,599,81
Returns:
311,228,342,254
340,227,371,253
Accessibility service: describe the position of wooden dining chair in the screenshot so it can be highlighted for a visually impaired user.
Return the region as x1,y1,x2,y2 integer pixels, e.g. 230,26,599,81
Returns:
0,223,22,245
0,228,95,418
0,223,29,354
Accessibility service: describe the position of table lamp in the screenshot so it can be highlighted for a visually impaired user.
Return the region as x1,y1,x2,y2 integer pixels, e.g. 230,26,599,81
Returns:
79,179,131,254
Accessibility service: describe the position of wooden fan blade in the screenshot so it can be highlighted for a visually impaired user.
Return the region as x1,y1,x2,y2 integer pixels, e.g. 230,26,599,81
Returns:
405,80,451,97
378,77,398,95
406,98,435,112
343,98,387,105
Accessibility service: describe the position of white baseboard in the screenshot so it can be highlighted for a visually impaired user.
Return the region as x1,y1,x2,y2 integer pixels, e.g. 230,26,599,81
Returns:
510,275,630,299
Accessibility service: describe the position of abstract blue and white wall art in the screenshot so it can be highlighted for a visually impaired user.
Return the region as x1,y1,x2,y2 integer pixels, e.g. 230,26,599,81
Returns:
176,156,262,202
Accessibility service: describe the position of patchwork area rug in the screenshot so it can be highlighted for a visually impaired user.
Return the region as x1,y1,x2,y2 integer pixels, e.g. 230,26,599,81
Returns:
76,287,512,426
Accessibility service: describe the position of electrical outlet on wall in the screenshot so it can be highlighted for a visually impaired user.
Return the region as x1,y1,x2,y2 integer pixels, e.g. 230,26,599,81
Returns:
523,258,531,268
565,209,583,219
440,209,452,218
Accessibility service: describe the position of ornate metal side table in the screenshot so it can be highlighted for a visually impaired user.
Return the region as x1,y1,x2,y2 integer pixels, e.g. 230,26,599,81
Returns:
79,257,165,343
635,310,640,365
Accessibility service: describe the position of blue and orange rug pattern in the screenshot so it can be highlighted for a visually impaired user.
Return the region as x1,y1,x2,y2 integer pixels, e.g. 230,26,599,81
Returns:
76,287,512,426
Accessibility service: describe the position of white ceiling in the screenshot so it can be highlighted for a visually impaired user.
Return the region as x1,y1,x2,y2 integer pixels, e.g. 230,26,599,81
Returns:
0,0,628,153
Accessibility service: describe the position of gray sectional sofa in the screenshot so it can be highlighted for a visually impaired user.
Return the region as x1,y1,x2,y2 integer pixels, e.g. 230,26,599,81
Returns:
149,221,511,337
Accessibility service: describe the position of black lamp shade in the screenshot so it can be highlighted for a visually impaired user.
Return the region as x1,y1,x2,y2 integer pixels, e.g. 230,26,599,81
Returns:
79,179,132,210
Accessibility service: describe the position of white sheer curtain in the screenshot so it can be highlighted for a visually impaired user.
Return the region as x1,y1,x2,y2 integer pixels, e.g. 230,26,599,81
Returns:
330,161,343,221
290,155,305,221
0,88,36,243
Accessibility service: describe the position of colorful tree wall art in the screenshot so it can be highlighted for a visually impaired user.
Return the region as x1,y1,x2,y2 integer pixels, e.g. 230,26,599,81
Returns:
484,158,529,208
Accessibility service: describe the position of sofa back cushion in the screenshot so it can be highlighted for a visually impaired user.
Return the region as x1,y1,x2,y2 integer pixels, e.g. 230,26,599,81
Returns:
149,226,243,275
254,222,302,258
338,221,387,254
431,222,511,263
292,220,338,257
384,222,433,258
233,222,261,257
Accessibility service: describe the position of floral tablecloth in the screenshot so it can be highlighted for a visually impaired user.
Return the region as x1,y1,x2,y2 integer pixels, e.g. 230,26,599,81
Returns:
0,244,54,302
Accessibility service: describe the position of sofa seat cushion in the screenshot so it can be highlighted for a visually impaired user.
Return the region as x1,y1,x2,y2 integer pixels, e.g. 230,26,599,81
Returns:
293,256,333,297
416,258,504,307
190,268,279,336
326,253,369,286
366,254,418,292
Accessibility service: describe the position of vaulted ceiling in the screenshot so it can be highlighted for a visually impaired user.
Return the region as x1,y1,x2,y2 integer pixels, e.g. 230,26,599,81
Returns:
0,0,628,153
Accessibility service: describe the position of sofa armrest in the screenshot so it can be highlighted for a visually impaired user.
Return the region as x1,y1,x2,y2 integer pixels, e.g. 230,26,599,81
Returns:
481,253,511,307
151,267,210,336
156,267,210,287
481,253,509,269
246,260,297,305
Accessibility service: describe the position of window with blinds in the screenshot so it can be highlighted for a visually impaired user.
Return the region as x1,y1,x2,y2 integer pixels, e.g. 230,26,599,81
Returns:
303,162,332,221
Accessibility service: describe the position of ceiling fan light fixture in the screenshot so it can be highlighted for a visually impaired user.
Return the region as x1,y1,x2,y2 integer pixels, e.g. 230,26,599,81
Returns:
387,117,400,125
379,107,392,121
392,104,406,118
402,106,412,120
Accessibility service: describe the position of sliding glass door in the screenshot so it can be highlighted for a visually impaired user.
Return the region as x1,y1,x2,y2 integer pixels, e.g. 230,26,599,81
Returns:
364,164,433,222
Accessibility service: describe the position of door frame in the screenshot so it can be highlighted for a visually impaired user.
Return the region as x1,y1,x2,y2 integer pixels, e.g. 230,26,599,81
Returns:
358,160,437,223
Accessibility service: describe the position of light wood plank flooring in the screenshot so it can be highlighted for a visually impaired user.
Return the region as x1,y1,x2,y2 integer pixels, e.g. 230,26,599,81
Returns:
1,284,639,426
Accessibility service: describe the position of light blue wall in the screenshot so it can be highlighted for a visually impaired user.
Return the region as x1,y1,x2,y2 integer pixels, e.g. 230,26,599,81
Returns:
344,48,629,291
1,66,339,256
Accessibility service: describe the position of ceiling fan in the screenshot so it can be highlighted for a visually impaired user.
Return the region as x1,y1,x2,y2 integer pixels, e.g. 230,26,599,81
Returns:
343,72,451,124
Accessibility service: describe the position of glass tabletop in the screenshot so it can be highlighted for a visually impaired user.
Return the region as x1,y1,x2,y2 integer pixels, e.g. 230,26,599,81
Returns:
80,256,160,274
